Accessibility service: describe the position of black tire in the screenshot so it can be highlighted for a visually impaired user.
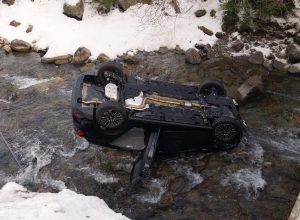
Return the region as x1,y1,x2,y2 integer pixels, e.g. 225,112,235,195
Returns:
96,101,127,135
199,80,227,96
96,61,124,86
212,117,242,150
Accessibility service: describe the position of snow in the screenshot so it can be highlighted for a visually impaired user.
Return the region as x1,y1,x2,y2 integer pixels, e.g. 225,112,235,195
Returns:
0,0,222,59
0,182,130,220
65,0,80,6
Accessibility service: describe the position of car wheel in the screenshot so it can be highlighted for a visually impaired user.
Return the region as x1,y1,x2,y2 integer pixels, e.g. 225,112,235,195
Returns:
96,101,127,135
212,117,242,150
96,61,125,86
199,80,227,96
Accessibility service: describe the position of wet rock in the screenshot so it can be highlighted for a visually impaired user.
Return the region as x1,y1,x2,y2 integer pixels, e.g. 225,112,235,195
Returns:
210,9,216,17
237,75,263,101
288,63,300,76
80,63,95,73
3,45,12,54
271,59,288,72
263,61,273,71
10,39,31,52
248,52,264,65
215,32,225,39
198,26,213,36
9,20,21,27
72,47,91,65
169,176,191,193
231,40,244,52
63,0,84,20
195,9,206,17
118,0,151,11
159,191,174,208
293,108,300,127
294,33,300,45
26,25,33,33
185,48,201,65
2,0,15,6
41,54,73,64
266,53,275,60
286,44,300,64
123,55,140,64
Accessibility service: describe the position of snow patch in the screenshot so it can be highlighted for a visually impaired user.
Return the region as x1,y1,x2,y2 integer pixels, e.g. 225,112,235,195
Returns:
0,0,222,59
0,182,130,220
65,0,80,6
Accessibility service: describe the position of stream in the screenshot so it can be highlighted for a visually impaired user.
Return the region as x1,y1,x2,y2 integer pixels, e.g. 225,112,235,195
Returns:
0,49,299,219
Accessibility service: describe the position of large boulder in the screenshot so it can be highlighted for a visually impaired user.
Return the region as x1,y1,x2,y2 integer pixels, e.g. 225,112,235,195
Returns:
118,0,151,11
2,0,15,6
63,0,84,20
10,39,31,52
288,63,300,76
72,47,91,65
248,52,264,65
185,48,201,65
286,44,300,64
237,75,263,102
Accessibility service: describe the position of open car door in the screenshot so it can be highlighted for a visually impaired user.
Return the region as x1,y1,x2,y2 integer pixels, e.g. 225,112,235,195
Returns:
130,129,160,184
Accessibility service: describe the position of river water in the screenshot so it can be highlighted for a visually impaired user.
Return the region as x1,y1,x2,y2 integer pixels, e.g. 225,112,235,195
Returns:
0,49,299,219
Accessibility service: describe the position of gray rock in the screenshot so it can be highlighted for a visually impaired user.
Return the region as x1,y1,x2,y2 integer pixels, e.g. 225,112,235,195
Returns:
97,53,110,62
26,25,33,33
41,54,73,64
248,52,264,65
286,44,300,64
2,0,15,6
123,55,140,64
63,0,84,20
9,20,21,27
237,75,263,101
263,61,273,71
158,46,168,54
195,9,206,17
288,63,300,76
271,59,288,72
3,45,12,54
185,48,201,65
215,32,225,39
3,38,9,46
198,26,213,36
118,0,151,11
210,9,216,17
10,39,31,52
231,40,244,52
72,47,91,65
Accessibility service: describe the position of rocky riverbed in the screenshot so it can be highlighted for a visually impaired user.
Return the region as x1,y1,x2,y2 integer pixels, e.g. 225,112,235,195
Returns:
0,49,299,219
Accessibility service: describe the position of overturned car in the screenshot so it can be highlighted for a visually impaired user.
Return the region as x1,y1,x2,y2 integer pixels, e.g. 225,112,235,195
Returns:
72,62,246,183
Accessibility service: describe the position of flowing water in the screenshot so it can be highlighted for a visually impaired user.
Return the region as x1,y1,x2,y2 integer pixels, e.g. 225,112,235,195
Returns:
0,49,299,219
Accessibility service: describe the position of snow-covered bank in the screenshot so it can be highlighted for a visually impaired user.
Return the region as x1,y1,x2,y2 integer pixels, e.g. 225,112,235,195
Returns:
0,0,222,59
0,182,130,220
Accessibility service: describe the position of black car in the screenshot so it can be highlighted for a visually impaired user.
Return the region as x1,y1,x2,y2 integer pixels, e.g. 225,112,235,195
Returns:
72,62,246,183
